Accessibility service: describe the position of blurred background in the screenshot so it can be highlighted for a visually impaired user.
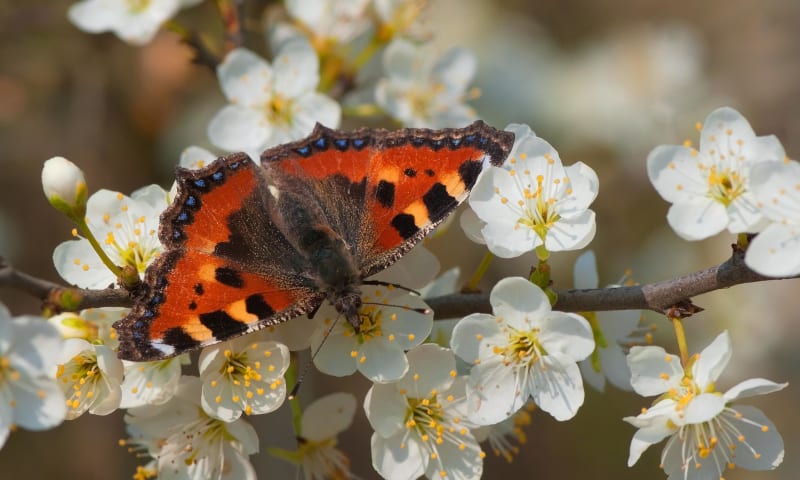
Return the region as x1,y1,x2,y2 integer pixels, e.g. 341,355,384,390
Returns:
2,0,800,478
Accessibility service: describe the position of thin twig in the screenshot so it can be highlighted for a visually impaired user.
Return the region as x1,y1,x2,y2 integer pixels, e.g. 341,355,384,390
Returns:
425,248,790,318
0,249,792,318
214,0,244,52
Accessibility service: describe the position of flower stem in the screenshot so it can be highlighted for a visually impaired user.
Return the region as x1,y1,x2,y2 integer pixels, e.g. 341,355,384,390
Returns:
464,251,493,291
671,316,690,366
284,358,303,435
74,218,122,279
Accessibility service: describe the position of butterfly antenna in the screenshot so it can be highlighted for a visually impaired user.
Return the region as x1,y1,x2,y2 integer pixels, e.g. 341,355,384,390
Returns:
288,315,341,400
361,280,421,296
361,302,431,316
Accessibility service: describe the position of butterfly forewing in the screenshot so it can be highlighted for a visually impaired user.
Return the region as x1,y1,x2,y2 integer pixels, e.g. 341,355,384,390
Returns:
115,155,322,361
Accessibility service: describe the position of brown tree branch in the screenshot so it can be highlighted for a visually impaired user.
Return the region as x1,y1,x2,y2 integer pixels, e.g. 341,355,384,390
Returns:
425,248,791,318
0,249,793,318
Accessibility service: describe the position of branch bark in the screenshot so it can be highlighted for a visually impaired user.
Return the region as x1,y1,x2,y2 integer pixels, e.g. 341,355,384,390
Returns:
0,249,790,318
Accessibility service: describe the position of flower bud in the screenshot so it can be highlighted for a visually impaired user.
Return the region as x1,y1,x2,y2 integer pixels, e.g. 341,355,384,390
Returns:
48,312,95,340
42,156,88,220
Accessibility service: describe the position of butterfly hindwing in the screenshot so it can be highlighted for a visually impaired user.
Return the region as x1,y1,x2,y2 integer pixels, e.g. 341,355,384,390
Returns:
115,154,322,361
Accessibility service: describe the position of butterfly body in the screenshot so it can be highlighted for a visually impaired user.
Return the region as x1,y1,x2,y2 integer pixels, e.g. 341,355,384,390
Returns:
115,121,514,361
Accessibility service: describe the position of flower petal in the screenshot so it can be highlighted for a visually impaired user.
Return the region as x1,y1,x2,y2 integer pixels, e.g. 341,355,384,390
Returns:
301,392,356,441
217,48,273,106
357,339,409,383
489,277,551,325
666,198,728,241
537,312,594,361
364,384,408,438
573,250,599,289
627,345,683,396
450,314,501,364
207,105,271,152
691,331,731,391
465,358,524,425
529,353,585,421
371,432,426,480
723,378,788,402
395,344,455,398
721,405,783,470
745,223,800,277
683,393,725,424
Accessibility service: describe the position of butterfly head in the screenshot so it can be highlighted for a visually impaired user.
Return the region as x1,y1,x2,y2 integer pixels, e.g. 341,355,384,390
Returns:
331,288,363,333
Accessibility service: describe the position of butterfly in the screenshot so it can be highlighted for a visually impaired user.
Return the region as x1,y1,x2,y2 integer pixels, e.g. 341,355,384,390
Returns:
114,121,514,361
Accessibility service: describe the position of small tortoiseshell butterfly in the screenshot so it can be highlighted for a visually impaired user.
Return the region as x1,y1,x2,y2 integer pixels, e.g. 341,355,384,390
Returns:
114,121,514,361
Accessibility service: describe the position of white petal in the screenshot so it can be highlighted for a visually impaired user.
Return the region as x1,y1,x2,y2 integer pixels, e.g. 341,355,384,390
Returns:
422,431,483,480
481,219,539,258
301,392,356,441
459,208,486,245
698,107,757,156
573,250,599,289
465,359,524,425
562,161,600,214
749,160,800,222
68,0,123,33
431,47,476,95
53,239,115,289
691,331,731,390
371,432,426,480
272,38,319,98
9,377,66,430
8,316,64,375
217,48,273,106
627,423,672,467
537,312,594,361
647,145,709,202
290,92,342,131
726,192,767,233
530,354,585,421
382,38,423,83
722,405,783,470
357,339,408,383
260,315,321,351
595,343,633,391
745,223,800,277
627,345,683,396
207,105,271,152
364,384,408,438
544,209,597,252
179,146,217,169
667,198,728,241
579,359,606,392
723,378,788,402
395,344,455,397
373,244,440,289
450,314,501,364
489,277,551,324
683,393,725,424
311,329,359,377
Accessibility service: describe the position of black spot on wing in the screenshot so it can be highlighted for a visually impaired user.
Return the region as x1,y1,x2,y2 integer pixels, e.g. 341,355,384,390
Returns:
215,267,244,288
162,327,201,350
391,213,419,239
375,180,395,208
194,283,204,295
404,168,417,177
246,294,274,319
188,301,197,311
199,310,246,339
423,183,456,223
458,159,484,189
